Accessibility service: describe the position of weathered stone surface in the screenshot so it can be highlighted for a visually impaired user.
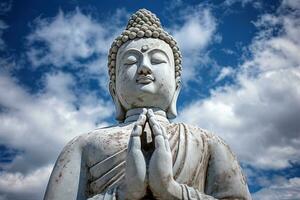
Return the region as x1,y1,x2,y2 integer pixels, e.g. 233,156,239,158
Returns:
44,9,252,200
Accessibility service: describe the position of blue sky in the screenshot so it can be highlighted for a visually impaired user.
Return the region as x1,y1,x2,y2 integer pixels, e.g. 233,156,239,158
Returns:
0,0,300,199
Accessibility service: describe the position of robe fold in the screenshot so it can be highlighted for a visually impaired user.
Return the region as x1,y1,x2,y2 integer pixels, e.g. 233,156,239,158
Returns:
85,123,251,200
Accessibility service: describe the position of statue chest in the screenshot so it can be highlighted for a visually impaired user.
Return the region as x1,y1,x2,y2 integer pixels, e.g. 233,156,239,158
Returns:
85,124,210,197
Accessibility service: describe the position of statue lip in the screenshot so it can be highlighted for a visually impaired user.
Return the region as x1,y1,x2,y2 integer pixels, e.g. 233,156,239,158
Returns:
136,75,155,84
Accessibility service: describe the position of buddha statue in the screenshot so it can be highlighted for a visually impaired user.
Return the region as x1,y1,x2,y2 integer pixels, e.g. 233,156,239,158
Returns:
44,9,251,200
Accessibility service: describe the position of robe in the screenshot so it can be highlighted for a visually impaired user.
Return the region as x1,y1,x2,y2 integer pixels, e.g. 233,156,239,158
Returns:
82,122,251,200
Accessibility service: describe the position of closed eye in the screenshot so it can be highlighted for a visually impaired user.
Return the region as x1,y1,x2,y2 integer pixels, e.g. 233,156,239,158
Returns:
151,53,167,64
124,55,137,65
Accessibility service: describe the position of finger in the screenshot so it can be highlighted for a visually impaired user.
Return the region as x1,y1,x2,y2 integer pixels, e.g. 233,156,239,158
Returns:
130,136,142,150
146,108,155,120
131,108,147,136
128,109,147,151
147,113,162,137
136,109,147,127
128,125,142,152
161,126,171,152
129,127,143,152
154,135,166,150
131,123,143,137
152,122,163,137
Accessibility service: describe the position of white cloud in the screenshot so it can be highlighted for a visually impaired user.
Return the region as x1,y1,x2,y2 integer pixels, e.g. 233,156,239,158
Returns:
223,0,262,9
0,71,113,173
253,177,300,200
0,165,51,200
170,6,217,83
26,8,128,90
178,0,300,170
215,66,235,82
27,9,105,67
172,8,216,53
282,0,300,10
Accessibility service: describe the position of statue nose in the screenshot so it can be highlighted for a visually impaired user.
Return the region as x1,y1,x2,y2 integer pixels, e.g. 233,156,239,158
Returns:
138,59,152,75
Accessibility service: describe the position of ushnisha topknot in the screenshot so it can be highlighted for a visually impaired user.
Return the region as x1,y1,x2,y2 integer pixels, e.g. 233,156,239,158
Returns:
108,8,182,83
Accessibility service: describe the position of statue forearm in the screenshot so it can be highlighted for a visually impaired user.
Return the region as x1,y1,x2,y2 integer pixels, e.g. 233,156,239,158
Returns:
44,136,86,200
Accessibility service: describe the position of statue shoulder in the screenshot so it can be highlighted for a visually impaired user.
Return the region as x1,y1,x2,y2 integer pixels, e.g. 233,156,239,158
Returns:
70,123,132,143
87,122,133,141
61,123,133,153
59,123,133,167
177,123,232,149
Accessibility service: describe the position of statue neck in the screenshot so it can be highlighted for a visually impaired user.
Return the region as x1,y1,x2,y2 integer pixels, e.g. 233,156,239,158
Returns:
124,107,169,125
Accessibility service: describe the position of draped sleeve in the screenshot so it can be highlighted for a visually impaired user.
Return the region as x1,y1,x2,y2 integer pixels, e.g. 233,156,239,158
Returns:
86,123,251,200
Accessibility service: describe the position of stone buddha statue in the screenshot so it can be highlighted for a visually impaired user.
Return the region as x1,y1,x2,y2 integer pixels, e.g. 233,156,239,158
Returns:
44,9,251,200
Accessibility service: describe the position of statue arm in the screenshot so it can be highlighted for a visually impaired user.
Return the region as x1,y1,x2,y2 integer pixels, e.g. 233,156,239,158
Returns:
203,136,252,200
44,136,88,200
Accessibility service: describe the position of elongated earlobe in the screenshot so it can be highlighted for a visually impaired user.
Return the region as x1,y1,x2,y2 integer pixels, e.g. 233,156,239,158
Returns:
109,81,125,122
167,77,181,119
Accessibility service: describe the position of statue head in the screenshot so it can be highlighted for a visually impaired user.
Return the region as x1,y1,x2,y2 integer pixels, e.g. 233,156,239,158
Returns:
107,9,182,122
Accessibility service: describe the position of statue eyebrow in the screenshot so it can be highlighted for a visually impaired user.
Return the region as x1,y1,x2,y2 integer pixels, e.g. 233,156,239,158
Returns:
122,49,142,57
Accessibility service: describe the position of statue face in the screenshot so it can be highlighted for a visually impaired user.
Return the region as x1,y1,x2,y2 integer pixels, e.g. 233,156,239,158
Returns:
115,38,176,112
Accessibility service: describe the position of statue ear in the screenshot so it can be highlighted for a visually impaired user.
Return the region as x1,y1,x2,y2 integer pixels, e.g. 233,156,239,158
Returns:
109,81,125,122
167,77,181,119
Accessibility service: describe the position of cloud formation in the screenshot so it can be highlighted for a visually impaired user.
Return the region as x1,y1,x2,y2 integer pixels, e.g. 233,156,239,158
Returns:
253,177,300,200
179,0,300,170
27,9,103,67
0,165,51,200
26,8,128,89
170,5,217,83
0,71,113,172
